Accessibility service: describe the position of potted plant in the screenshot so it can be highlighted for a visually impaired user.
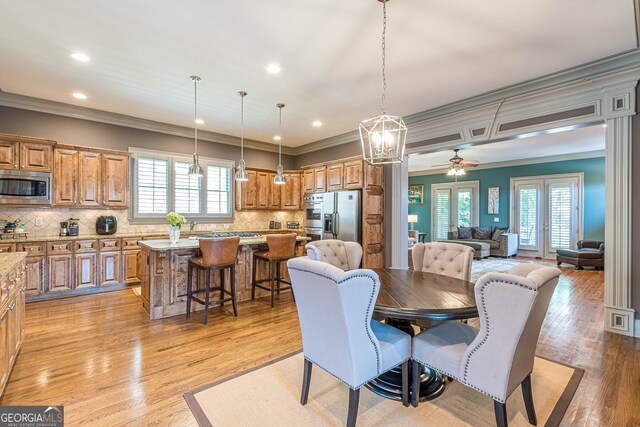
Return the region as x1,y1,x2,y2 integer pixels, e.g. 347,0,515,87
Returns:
165,212,187,245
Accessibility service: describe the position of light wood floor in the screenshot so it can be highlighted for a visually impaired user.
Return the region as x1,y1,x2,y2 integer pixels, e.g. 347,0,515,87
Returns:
2,265,639,426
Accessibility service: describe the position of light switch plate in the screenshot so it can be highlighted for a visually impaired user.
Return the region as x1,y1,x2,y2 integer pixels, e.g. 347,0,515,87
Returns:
494,217,499,222
34,217,43,226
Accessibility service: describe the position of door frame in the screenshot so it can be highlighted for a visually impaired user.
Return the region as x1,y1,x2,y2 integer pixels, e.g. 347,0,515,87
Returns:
509,172,584,258
431,180,480,240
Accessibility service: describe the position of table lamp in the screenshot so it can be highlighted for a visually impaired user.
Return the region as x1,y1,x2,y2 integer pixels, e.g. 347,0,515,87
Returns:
408,214,418,231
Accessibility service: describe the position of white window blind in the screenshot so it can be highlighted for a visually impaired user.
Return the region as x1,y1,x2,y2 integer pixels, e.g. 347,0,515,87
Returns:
518,187,538,247
206,165,231,214
174,161,201,214
549,184,572,249
137,157,168,214
435,189,450,240
457,189,472,227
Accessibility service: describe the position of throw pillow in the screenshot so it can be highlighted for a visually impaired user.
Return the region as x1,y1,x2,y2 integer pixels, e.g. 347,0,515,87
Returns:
457,227,472,240
492,226,510,241
472,227,492,240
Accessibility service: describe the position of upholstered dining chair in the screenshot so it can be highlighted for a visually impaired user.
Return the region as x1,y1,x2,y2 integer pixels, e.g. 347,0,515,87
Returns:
411,242,474,281
411,264,561,427
305,239,363,271
287,257,411,426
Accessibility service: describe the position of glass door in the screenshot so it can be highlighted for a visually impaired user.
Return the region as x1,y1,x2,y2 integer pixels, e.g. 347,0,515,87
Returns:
545,178,579,258
431,181,479,240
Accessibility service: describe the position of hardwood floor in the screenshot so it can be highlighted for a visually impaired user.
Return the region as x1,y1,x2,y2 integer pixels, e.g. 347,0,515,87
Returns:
2,266,639,426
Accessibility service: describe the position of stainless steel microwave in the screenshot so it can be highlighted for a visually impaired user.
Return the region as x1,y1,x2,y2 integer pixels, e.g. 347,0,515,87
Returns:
0,170,52,205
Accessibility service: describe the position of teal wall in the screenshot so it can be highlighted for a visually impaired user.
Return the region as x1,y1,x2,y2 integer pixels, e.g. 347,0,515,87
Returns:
408,157,605,242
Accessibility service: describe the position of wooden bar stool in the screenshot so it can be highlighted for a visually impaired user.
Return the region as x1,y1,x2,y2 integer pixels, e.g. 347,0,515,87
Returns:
251,233,297,308
186,236,240,324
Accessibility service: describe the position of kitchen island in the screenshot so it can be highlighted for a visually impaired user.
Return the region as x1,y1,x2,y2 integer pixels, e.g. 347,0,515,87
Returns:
139,235,309,320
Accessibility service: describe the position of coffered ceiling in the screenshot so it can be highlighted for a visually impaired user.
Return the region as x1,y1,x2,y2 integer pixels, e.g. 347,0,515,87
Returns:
0,0,635,147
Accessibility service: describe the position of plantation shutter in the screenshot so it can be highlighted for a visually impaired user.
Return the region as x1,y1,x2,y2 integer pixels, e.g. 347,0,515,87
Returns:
548,183,574,250
435,189,451,240
207,165,231,214
518,186,538,249
136,157,168,214
174,161,201,214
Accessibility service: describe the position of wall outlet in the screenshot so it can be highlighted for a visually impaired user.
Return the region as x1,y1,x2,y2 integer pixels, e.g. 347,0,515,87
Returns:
34,217,43,226
147,225,155,230
494,217,500,222
223,223,229,229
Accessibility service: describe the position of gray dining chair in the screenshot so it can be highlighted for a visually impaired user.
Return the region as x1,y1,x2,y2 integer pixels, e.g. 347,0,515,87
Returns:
411,242,474,281
305,239,362,271
287,256,411,427
411,264,561,427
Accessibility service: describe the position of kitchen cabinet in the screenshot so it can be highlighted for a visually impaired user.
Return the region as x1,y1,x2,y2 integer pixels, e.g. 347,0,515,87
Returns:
53,149,78,206
0,257,26,396
122,251,141,285
102,154,129,207
268,173,281,209
23,256,45,296
75,253,98,289
303,167,327,194
343,159,363,189
47,255,74,293
235,170,257,210
0,243,16,254
255,171,271,209
326,163,344,190
78,151,101,207
0,134,55,172
314,167,326,192
99,252,121,285
280,173,302,210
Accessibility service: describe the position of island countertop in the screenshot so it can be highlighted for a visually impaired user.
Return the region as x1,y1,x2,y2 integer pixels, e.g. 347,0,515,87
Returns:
140,235,310,251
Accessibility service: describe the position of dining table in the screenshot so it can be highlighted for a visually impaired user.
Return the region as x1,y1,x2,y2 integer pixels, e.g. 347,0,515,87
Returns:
366,268,478,403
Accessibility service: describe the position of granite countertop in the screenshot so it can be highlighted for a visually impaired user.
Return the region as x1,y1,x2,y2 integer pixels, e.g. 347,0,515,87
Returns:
0,228,304,243
0,253,27,282
140,236,311,251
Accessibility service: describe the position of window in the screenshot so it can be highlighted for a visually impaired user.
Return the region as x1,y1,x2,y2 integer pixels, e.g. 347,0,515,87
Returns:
131,149,234,222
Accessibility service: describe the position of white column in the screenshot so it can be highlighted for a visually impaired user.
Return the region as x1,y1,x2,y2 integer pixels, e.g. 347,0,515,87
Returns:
390,156,409,269
604,115,636,336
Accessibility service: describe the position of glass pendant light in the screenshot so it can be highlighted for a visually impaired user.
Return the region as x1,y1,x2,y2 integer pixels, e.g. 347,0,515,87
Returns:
235,91,249,181
359,0,407,165
273,103,286,185
188,75,204,176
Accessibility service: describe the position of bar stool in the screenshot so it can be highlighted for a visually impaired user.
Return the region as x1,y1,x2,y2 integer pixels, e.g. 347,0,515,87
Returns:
251,233,297,308
186,236,240,324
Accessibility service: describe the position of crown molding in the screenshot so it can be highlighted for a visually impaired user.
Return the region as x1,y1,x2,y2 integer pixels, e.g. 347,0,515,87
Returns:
0,91,296,156
295,49,640,155
408,149,605,176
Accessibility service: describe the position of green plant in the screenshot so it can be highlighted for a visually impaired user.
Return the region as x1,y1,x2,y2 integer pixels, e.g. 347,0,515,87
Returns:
165,212,187,227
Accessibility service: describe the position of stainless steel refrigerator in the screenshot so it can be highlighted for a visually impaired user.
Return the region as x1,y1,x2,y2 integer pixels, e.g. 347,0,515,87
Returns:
321,190,361,243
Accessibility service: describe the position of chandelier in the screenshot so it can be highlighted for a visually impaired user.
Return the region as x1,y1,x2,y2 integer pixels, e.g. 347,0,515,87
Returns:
359,0,407,165
447,149,466,176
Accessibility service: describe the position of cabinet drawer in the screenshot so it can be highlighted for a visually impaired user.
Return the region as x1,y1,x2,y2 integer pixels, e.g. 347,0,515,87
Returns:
17,242,46,256
0,243,16,254
48,241,73,255
121,238,140,251
99,239,120,252
75,240,98,253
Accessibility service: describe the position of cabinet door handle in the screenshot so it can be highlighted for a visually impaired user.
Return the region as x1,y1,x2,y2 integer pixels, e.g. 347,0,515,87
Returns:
7,304,15,311
20,286,26,292
1,287,8,294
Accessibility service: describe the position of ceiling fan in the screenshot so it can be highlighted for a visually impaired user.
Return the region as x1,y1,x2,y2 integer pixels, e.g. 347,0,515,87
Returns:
430,149,480,175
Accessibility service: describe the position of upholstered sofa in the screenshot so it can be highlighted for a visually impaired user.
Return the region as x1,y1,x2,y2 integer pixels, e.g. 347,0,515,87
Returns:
444,226,518,258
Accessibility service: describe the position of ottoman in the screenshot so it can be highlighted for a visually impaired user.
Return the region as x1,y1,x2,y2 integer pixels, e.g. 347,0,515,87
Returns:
556,240,604,270
442,240,490,259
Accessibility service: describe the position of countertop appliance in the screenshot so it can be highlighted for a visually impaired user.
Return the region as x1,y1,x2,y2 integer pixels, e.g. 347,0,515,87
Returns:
59,222,69,236
322,190,361,243
0,170,51,205
269,221,282,229
68,218,79,236
286,221,300,230
96,216,117,235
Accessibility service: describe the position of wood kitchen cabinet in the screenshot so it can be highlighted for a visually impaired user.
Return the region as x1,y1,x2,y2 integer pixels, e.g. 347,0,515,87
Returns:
99,252,121,286
326,163,344,190
53,149,79,206
235,170,257,210
343,159,363,189
102,154,129,207
280,173,302,210
48,255,74,293
0,257,26,396
122,251,141,285
255,171,271,209
23,256,45,296
303,167,327,194
303,169,315,194
75,253,98,289
0,134,55,172
268,173,281,209
78,151,101,207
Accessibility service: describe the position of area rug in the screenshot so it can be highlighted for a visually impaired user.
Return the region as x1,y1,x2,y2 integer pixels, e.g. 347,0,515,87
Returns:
184,352,583,427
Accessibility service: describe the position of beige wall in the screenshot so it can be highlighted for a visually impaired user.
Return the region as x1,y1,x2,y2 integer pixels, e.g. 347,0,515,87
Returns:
0,106,295,170
294,140,361,168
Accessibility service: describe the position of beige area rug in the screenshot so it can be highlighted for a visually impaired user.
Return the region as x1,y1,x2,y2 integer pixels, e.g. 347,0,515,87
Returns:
184,352,583,427
131,286,141,296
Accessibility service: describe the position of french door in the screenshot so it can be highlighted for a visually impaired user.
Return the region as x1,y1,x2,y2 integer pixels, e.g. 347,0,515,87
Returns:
432,181,479,240
512,174,582,258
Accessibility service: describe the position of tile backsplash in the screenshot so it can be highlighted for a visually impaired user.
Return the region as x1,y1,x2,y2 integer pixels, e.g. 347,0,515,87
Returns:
0,208,304,237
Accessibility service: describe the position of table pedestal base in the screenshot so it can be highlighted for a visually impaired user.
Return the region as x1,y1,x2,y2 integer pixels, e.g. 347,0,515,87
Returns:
365,318,446,402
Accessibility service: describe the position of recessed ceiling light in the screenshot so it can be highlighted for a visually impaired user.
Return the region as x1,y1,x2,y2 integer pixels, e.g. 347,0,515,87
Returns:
71,52,90,62
266,63,281,74
312,121,322,127
195,118,204,125
273,135,281,141
602,124,607,128
72,92,87,100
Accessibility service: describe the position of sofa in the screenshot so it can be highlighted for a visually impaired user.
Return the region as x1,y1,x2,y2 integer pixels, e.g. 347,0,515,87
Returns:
556,240,604,270
444,226,518,259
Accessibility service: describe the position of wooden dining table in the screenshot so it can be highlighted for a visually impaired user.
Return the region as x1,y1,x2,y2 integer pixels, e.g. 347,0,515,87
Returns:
366,268,479,403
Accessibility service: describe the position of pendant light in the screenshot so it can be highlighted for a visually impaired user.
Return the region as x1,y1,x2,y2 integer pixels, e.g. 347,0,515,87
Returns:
358,0,407,165
235,91,249,181
273,103,286,185
188,75,204,176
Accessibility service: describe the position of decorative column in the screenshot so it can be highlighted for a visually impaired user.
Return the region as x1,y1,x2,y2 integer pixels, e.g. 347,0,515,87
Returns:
604,115,636,336
390,156,409,269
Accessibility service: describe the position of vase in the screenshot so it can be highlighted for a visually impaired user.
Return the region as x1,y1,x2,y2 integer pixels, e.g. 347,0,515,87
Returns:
169,225,181,245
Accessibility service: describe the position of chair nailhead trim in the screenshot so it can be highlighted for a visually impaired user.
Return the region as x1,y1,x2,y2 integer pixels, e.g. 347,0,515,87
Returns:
289,266,381,373
306,356,409,390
